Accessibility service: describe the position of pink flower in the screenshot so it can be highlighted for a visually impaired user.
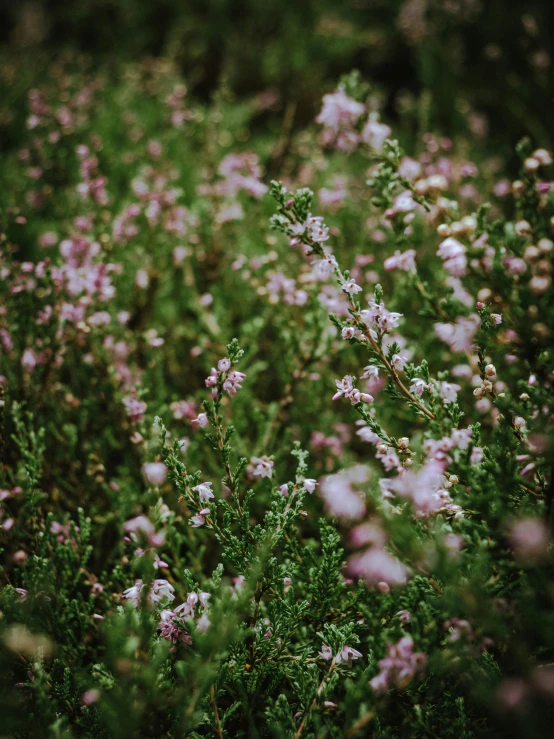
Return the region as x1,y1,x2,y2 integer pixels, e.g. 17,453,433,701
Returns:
439,381,461,403
361,120,391,151
341,278,362,295
306,215,330,244
193,412,209,428
191,508,210,527
123,515,154,536
334,645,362,667
218,357,231,372
122,580,143,606
396,609,412,624
142,463,167,487
314,255,338,280
251,456,274,478
361,300,403,332
332,376,373,405
223,370,246,397
369,636,427,693
435,315,480,353
386,461,450,517
193,482,214,503
398,157,422,180
319,467,368,520
384,249,416,272
509,518,549,561
316,89,365,132
348,548,409,586
158,610,192,647
391,354,407,371
319,643,333,661
341,326,356,340
302,478,318,493
122,516,164,549
361,365,379,381
150,579,175,603
21,348,37,371
391,191,418,214
332,375,354,400
205,367,218,388
81,689,100,706
409,378,428,397
123,391,147,424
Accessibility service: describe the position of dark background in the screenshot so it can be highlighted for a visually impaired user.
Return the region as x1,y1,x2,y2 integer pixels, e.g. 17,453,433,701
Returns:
1,0,553,152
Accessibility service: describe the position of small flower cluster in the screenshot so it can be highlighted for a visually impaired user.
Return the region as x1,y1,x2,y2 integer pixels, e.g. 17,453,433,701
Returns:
369,636,427,693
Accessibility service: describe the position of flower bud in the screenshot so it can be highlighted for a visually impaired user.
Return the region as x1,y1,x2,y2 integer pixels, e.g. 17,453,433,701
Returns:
519,393,530,401
515,220,531,237
524,157,540,173
530,275,551,294
461,215,477,231
533,148,552,166
437,224,451,237
450,221,465,236
484,364,496,378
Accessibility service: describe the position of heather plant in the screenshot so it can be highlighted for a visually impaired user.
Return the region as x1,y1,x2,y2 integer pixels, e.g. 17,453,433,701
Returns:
1,55,554,739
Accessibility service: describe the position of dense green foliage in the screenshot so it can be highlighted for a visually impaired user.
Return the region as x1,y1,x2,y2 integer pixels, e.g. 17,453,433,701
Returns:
1,4,554,738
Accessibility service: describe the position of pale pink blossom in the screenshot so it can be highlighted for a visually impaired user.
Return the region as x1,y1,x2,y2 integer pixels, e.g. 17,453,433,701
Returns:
439,381,461,403
349,548,409,586
410,378,428,397
193,482,214,503
142,462,167,487
341,278,362,296
384,249,416,272
369,636,427,693
251,456,274,478
391,354,407,370
193,413,209,428
361,120,391,151
302,478,318,493
223,370,246,397
435,315,480,353
191,508,210,527
341,326,356,340
319,643,333,661
316,89,365,132
334,645,363,667
509,518,549,561
319,467,368,520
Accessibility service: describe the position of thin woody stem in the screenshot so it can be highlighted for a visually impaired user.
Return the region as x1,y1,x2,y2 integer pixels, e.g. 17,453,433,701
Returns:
277,203,436,421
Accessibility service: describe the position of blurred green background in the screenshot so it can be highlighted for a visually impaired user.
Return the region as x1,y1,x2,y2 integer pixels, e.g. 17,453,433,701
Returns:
1,0,553,155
